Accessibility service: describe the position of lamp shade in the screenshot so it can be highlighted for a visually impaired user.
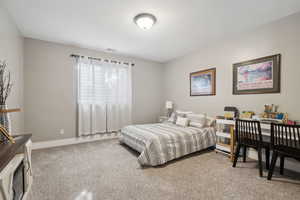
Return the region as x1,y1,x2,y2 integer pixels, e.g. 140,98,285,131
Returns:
165,101,173,109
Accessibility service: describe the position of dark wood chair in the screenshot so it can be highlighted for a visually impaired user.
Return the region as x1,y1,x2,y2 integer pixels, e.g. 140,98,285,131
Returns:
232,119,270,177
267,123,300,180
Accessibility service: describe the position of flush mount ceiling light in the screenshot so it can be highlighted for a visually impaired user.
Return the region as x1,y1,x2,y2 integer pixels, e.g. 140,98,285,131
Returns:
134,13,157,30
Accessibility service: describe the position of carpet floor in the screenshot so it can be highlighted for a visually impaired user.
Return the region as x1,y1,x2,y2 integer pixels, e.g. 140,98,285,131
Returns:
28,139,300,200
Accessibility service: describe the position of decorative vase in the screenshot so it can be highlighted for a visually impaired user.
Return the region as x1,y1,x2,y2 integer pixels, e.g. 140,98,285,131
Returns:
0,104,11,142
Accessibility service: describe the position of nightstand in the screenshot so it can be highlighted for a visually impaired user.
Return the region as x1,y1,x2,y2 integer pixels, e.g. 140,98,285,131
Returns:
158,116,168,123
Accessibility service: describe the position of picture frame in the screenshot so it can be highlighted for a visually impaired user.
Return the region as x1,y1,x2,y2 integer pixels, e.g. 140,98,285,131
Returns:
233,54,281,95
190,68,216,96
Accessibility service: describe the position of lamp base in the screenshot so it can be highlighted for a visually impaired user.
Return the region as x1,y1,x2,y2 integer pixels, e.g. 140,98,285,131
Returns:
167,109,173,118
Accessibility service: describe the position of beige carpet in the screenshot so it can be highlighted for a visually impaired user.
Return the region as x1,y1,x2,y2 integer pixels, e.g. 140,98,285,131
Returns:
28,139,300,200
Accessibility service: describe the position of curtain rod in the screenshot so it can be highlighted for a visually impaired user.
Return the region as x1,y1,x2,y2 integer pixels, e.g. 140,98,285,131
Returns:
70,54,135,66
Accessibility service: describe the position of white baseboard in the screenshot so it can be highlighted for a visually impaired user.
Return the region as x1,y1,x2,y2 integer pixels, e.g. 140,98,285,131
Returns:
32,134,119,150
248,149,300,173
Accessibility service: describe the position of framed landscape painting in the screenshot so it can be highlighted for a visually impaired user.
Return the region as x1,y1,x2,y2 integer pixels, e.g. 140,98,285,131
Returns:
190,68,216,96
233,54,281,95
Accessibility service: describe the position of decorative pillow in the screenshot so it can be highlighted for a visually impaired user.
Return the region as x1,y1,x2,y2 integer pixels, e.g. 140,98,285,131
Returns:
206,116,216,127
187,113,206,128
176,116,189,127
176,110,193,117
168,110,193,124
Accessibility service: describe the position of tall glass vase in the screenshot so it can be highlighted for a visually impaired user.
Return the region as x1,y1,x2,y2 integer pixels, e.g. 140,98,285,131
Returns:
0,104,11,142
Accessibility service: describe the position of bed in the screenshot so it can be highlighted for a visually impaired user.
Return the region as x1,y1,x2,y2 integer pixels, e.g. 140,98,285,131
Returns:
119,122,216,166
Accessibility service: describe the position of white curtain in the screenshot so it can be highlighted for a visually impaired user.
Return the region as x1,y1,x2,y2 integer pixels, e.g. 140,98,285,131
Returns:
76,57,132,136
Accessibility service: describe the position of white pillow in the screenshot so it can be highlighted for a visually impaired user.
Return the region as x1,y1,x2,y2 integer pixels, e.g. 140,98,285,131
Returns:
168,110,193,124
176,110,193,118
176,110,193,115
176,116,189,127
187,113,206,128
206,116,216,127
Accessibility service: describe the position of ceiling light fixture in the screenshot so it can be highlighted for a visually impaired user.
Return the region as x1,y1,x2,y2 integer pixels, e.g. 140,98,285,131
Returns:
134,13,157,30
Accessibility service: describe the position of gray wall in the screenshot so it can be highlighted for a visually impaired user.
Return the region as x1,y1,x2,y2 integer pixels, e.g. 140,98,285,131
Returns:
23,11,300,144
0,6,24,134
163,12,300,121
24,38,164,142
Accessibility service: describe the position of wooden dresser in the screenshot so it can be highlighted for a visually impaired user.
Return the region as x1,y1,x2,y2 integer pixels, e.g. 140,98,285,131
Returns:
0,134,32,200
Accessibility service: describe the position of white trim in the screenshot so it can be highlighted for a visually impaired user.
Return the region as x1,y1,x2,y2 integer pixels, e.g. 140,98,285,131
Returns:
32,134,119,150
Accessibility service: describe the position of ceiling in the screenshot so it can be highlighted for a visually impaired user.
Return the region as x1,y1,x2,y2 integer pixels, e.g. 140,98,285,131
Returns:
2,0,300,63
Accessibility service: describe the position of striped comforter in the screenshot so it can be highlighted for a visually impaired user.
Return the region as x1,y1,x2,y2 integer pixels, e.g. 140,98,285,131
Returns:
120,123,216,166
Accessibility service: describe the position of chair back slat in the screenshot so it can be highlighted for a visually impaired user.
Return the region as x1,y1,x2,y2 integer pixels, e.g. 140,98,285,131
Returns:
279,125,283,145
297,128,300,148
250,121,254,142
235,119,262,147
250,122,254,142
271,123,300,150
286,126,290,146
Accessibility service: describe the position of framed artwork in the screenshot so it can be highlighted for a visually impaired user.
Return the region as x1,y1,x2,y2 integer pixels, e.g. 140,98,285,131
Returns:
190,68,216,96
233,54,281,95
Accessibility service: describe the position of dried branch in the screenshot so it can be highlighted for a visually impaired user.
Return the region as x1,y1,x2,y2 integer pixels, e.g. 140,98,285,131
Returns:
0,61,13,105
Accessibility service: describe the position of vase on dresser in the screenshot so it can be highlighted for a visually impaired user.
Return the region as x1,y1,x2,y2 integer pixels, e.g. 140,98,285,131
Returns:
0,61,14,143
0,104,11,142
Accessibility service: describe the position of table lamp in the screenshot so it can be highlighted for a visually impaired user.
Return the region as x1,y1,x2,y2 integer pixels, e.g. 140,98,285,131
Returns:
166,101,173,117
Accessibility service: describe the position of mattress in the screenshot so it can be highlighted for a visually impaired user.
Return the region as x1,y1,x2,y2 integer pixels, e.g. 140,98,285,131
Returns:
119,122,216,166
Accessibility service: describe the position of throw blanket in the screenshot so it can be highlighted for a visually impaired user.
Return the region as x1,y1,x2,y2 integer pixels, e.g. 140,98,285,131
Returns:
120,123,216,166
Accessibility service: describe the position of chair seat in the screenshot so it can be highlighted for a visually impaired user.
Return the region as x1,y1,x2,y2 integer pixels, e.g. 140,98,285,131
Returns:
241,139,270,149
275,145,300,159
